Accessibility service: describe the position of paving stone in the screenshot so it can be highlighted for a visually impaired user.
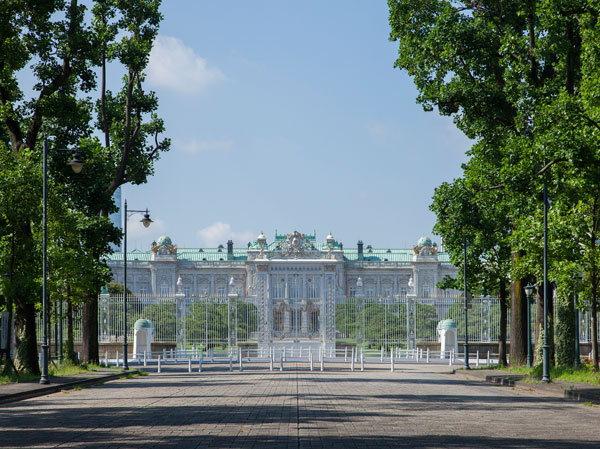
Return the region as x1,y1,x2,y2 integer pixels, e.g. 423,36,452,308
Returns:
0,364,599,448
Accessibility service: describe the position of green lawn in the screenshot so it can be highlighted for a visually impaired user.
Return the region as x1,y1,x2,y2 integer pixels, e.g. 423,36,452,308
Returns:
0,362,117,384
489,363,600,386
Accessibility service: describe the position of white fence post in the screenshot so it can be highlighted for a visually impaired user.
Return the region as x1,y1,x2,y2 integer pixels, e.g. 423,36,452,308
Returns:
280,349,284,371
426,348,430,364
351,348,355,372
320,348,324,372
360,348,364,371
143,351,147,367
157,357,161,373
199,352,203,372
390,349,394,372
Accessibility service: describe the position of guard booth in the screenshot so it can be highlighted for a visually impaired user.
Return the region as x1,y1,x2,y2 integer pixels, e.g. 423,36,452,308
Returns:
437,319,458,359
133,319,154,358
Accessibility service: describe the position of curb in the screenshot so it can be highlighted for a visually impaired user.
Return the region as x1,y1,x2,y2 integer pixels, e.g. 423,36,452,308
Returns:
455,370,600,405
0,370,141,405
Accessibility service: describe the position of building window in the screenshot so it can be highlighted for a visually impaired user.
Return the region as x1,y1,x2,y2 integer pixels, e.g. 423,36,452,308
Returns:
423,285,430,298
273,304,284,332
160,285,169,296
349,287,357,296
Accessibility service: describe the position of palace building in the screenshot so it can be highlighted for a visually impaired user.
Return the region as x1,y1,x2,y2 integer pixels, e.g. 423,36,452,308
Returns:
107,231,459,352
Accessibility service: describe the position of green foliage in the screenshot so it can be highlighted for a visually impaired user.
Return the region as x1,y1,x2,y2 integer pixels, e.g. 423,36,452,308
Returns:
388,0,600,369
0,0,170,367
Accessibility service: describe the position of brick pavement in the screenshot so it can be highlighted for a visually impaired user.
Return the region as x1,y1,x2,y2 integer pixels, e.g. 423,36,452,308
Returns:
1,363,599,448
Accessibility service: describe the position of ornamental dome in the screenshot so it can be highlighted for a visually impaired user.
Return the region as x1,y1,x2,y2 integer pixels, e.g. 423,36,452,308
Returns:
134,319,154,330
417,236,433,247
156,235,172,247
437,319,457,330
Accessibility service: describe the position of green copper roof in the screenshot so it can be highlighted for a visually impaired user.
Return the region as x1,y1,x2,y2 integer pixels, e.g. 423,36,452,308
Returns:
134,319,154,329
417,236,433,247
437,319,457,330
156,235,172,246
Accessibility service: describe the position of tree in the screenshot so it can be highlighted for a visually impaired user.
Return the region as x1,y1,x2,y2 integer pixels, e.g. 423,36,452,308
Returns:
0,1,169,372
389,1,600,370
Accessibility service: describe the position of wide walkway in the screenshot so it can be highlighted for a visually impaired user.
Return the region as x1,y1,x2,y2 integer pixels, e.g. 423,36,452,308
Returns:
1,364,599,448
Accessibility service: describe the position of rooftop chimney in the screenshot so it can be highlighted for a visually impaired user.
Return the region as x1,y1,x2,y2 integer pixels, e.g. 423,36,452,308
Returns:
227,240,233,260
357,240,364,260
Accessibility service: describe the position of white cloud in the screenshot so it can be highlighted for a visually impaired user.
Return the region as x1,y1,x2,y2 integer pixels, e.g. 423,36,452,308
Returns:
175,137,233,154
147,35,225,93
196,222,255,248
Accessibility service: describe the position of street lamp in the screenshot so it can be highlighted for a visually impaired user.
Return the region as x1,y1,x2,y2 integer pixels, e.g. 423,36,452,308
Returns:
524,283,534,368
463,235,470,370
541,177,551,382
41,136,83,384
122,200,152,370
573,273,582,369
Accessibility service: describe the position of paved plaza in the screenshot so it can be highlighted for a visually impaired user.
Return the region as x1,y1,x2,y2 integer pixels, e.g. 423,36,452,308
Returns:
1,364,599,448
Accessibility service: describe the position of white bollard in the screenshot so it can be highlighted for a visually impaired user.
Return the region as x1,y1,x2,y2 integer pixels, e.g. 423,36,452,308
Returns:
280,349,284,371
345,347,348,362
360,349,364,372
77,352,80,362
427,348,430,364
380,347,384,362
116,351,119,368
487,350,490,367
351,348,355,372
157,357,161,373
270,351,274,371
320,349,324,372
449,353,452,366
416,347,419,364
310,350,314,371
476,350,480,368
199,352,203,372
143,351,147,367
390,350,394,372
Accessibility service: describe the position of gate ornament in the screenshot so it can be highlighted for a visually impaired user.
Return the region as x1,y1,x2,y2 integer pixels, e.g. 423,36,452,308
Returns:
271,230,320,259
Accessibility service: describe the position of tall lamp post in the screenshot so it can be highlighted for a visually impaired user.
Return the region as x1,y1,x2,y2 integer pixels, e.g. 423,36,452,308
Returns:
41,136,83,384
541,178,551,382
574,273,582,369
463,235,470,369
524,284,534,368
122,200,152,370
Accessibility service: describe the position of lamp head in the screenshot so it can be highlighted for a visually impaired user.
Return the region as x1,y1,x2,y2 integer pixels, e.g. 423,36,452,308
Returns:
140,209,152,228
67,152,84,174
356,277,363,289
524,283,534,298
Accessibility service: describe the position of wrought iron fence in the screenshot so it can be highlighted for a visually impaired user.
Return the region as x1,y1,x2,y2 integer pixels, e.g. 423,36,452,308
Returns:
34,294,600,350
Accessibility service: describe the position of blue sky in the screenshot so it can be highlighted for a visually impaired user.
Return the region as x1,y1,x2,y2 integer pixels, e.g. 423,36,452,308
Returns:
115,1,471,250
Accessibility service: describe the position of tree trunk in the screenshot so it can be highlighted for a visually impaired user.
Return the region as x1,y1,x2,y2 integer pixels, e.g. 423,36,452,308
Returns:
555,288,575,367
498,279,508,366
81,291,99,364
14,299,40,375
510,253,527,366
592,280,599,372
66,297,77,364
